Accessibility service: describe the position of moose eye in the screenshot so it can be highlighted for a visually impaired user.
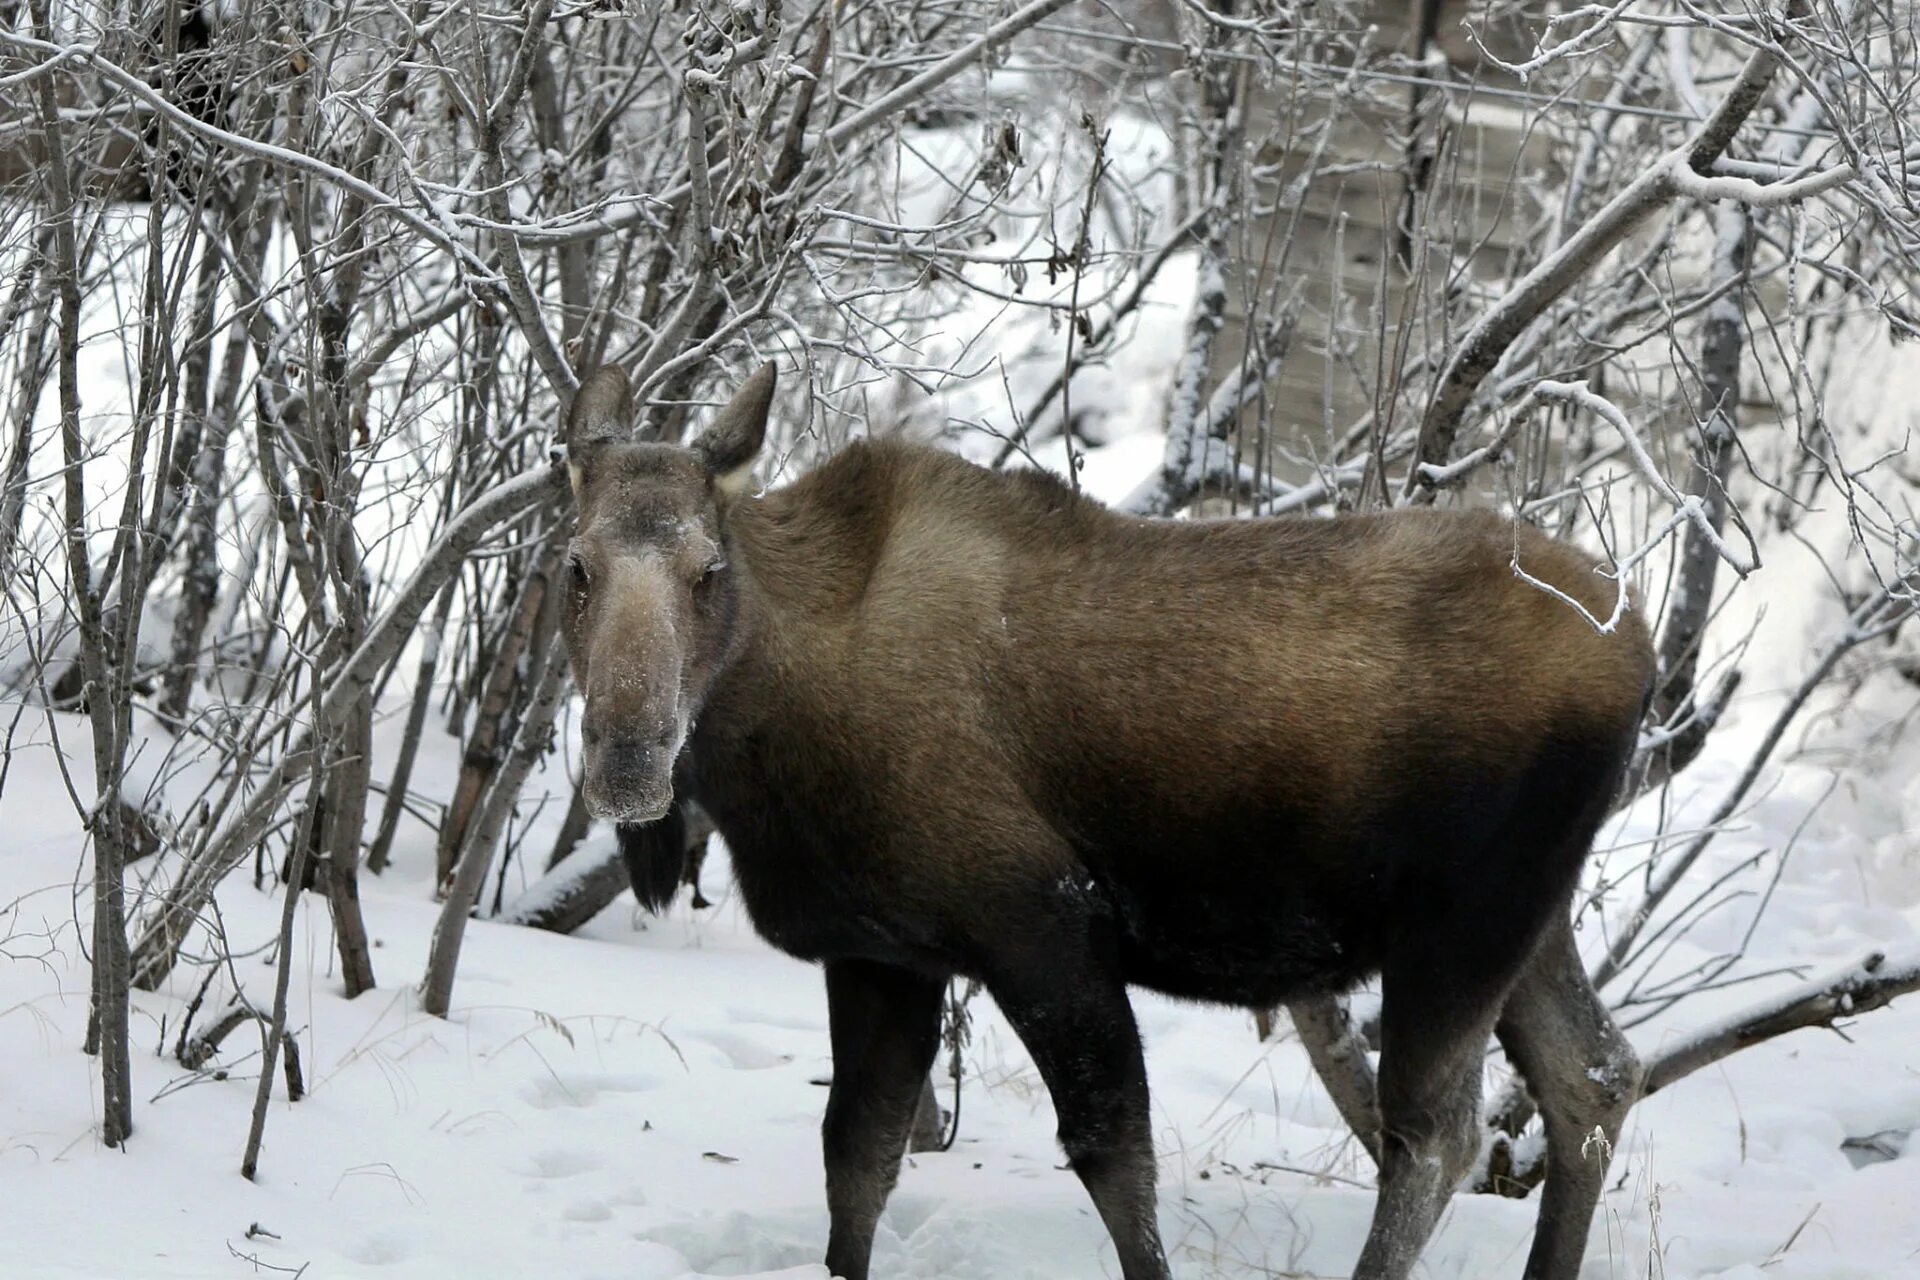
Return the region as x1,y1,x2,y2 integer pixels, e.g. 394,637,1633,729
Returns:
568,551,590,588
697,559,727,588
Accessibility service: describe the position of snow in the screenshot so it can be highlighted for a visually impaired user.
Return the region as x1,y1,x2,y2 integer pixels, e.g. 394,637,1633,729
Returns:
4,648,1920,1279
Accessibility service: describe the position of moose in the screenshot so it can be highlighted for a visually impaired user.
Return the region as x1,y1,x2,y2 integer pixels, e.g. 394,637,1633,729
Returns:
557,360,1655,1280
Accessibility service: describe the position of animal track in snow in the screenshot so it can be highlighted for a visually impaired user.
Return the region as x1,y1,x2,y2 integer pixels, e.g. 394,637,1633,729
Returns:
345,1231,413,1265
724,1004,825,1033
882,1191,943,1240
516,1147,605,1180
520,1070,658,1110
693,1028,790,1071
644,1211,821,1276
565,1197,615,1223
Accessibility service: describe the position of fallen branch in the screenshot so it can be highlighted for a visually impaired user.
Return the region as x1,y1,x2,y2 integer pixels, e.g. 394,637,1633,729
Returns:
1640,949,1920,1096
1478,949,1920,1195
495,835,627,934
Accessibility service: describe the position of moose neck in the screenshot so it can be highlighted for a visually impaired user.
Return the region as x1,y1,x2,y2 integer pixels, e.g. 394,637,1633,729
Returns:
720,477,860,636
686,473,869,754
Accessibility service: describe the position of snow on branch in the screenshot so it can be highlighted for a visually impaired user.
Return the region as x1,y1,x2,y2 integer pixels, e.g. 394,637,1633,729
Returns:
1668,162,1857,207
0,26,490,279
496,837,629,935
1641,950,1920,1095
1474,0,1640,84
1497,376,1759,637
1123,311,1294,517
498,0,1085,249
1531,377,1758,576
1483,950,1920,1196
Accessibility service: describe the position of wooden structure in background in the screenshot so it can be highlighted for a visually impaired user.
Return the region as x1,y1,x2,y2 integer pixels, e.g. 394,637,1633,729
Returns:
1217,1,1558,480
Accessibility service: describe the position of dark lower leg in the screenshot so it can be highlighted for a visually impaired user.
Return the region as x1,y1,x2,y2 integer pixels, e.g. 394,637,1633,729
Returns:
1352,1051,1483,1280
1066,1130,1166,1280
990,961,1169,1280
1353,953,1502,1280
820,960,945,1280
1497,919,1642,1280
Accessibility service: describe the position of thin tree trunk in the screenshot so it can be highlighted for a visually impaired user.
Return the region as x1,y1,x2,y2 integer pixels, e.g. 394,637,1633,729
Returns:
0,235,51,575
128,466,564,992
159,207,268,724
243,692,328,1180
367,579,457,875
1393,0,1445,271
319,691,378,997
159,297,252,721
1124,4,1256,517
437,534,561,885
423,635,568,1016
435,537,556,886
1646,205,1750,783
35,1,131,1142
1287,995,1382,1167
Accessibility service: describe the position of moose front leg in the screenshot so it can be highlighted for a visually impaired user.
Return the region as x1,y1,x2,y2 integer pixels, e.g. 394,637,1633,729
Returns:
821,959,945,1280
986,944,1171,1280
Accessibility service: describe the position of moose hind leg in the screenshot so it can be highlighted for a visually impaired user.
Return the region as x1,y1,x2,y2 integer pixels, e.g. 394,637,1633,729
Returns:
1351,905,1536,1280
821,959,945,1280
1496,917,1643,1280
1352,1009,1489,1279
986,942,1171,1280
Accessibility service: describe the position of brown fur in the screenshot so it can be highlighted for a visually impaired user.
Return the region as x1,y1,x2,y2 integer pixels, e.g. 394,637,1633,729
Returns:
558,364,1655,1280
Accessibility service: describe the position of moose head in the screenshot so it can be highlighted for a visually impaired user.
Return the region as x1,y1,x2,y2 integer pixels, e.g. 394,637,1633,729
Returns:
559,362,775,822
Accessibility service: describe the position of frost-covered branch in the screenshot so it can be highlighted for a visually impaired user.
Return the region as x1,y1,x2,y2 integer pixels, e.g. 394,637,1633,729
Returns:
1404,2,1813,499
1639,950,1920,1095
1531,377,1757,577
1667,162,1856,206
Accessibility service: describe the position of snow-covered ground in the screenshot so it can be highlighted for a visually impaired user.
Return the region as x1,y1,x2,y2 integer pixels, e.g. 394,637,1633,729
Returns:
4,633,1920,1280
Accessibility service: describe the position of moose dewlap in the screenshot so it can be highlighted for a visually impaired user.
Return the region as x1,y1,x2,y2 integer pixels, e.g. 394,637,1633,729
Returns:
556,361,1655,1280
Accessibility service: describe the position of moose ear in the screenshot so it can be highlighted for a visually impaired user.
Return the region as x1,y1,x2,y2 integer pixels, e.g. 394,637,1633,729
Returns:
692,362,776,497
565,365,636,494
